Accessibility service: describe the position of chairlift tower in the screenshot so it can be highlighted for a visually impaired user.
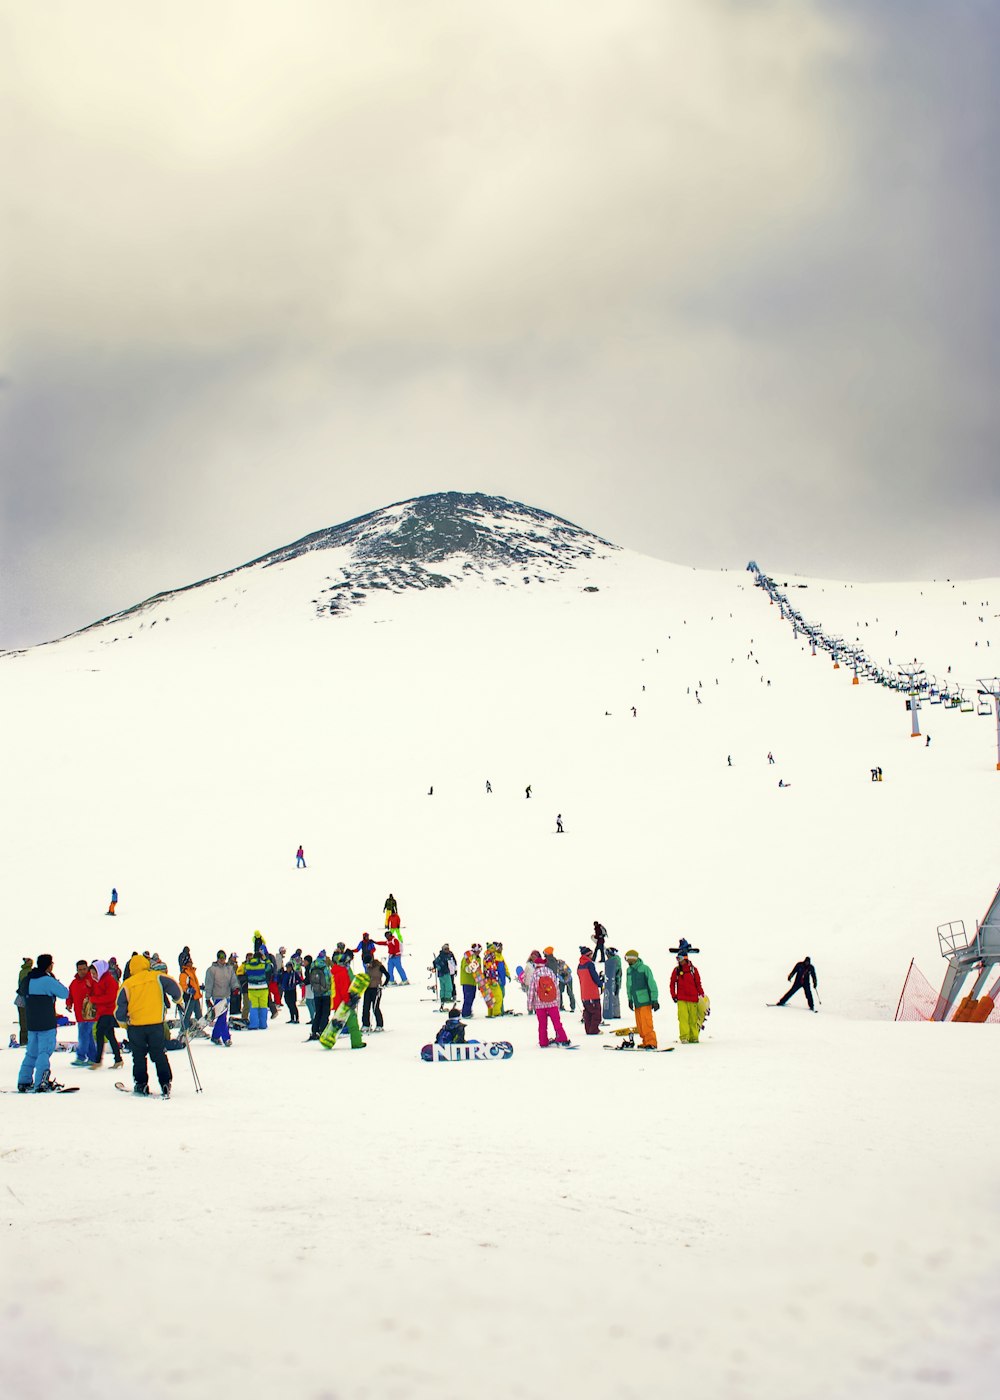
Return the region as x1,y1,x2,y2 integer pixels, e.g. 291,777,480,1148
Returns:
976,679,1000,770
898,662,925,737
933,881,1000,1020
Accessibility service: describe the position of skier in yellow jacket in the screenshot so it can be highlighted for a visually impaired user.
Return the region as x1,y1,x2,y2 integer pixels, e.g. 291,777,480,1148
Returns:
115,955,181,1098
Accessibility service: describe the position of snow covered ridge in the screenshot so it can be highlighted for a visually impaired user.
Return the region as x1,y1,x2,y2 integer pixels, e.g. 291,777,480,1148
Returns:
301,491,618,617
16,492,618,647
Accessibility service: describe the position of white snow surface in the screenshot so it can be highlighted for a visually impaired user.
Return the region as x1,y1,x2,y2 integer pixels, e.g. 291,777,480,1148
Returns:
2,543,1000,1400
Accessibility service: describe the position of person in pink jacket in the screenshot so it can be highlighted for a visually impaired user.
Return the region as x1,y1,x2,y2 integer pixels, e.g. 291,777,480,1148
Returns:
520,951,571,1048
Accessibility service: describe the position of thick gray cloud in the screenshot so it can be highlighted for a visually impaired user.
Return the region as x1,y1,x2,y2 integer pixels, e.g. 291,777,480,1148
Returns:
2,0,997,647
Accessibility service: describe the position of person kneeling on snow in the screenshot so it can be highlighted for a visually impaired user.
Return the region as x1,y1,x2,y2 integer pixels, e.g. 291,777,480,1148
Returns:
624,950,659,1048
435,1008,466,1047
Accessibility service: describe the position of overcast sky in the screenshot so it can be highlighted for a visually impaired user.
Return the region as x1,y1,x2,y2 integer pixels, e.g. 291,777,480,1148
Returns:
2,0,997,648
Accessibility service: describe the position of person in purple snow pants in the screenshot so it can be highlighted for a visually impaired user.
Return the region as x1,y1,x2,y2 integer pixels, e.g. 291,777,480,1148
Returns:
520,951,571,1048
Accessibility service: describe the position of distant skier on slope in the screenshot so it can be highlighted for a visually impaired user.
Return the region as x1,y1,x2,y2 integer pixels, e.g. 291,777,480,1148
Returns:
774,957,818,1012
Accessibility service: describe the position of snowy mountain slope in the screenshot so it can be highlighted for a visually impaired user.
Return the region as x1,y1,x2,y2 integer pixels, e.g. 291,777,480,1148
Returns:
6,492,617,650
2,498,999,1400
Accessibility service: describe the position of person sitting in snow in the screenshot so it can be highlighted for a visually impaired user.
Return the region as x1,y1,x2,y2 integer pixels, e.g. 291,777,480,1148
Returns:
435,1007,466,1046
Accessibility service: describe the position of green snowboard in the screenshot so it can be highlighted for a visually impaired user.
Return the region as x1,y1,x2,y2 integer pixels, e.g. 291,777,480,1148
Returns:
320,971,370,1049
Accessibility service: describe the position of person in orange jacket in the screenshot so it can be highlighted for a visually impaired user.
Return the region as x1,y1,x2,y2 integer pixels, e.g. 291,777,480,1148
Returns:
669,952,705,1044
178,952,203,1031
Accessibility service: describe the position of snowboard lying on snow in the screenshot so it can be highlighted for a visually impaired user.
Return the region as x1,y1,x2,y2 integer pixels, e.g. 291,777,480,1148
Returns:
420,1041,513,1062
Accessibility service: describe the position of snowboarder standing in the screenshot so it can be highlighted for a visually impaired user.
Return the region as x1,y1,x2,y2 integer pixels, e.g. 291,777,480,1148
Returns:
592,921,608,963
556,814,564,833
107,887,118,917
577,947,604,1035
603,947,622,1021
459,948,481,1018
296,845,306,868
15,956,32,1045
775,956,818,1011
669,951,705,1044
330,960,366,1050
624,950,659,1049
280,960,303,1023
115,954,181,1098
66,959,99,1065
383,893,398,928
204,950,239,1045
89,960,124,1069
244,946,271,1030
557,958,576,1013
16,954,69,1092
520,951,571,1048
433,944,457,1008
362,955,387,1031
178,952,202,1031
307,952,332,1040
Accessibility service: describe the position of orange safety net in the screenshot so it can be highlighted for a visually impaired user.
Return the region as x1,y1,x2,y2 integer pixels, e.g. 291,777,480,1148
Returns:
895,959,1000,1023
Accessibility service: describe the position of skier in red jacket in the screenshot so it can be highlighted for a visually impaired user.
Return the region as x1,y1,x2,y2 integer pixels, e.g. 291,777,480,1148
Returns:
669,953,705,1044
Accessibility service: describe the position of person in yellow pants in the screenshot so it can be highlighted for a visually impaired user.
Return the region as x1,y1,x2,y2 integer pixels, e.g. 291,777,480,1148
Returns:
624,950,659,1049
669,951,706,1043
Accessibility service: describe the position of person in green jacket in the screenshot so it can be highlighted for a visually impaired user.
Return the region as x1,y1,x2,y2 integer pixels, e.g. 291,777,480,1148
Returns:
624,950,659,1049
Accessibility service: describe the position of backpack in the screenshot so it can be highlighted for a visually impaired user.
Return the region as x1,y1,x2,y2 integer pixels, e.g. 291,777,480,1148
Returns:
535,972,557,1003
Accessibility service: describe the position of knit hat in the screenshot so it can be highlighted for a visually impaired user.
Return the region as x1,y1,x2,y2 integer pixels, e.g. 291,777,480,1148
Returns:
529,950,543,963
317,949,327,959
543,946,554,955
579,946,590,954
625,949,639,960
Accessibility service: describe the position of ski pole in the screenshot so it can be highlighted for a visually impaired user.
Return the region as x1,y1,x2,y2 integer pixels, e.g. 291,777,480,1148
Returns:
176,999,203,1093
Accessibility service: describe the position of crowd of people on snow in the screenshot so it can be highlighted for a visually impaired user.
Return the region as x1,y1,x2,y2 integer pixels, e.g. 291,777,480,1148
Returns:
430,927,711,1052
14,876,821,1092
12,893,412,1095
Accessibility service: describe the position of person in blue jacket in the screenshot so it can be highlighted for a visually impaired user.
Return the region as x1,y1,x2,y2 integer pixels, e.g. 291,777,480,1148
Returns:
17,954,70,1092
